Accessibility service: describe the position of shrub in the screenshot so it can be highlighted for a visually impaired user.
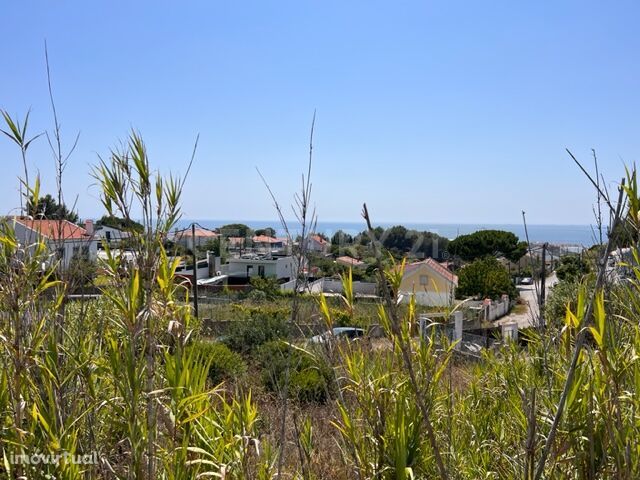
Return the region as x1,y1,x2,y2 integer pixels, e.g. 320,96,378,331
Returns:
290,369,328,403
555,253,590,281
188,340,247,385
256,340,333,404
246,289,268,303
223,311,290,354
544,278,593,327
248,276,281,300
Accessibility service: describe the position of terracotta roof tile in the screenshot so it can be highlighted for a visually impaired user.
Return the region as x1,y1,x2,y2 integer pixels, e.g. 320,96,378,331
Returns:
175,227,218,238
252,235,283,244
311,234,328,245
336,256,365,266
404,258,458,284
14,218,90,240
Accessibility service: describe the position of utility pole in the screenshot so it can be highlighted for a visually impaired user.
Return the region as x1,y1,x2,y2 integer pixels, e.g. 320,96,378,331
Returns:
192,223,199,319
539,242,548,329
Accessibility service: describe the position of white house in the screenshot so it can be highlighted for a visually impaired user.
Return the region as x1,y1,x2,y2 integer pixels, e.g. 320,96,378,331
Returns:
94,223,132,246
11,218,98,269
223,256,297,280
306,234,329,253
252,235,289,254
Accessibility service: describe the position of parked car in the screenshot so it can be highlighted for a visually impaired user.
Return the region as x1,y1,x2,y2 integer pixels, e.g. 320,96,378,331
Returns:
309,327,365,344
520,277,533,285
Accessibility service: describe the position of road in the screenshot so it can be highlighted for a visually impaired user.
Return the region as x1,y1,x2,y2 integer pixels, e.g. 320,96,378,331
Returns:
496,273,558,328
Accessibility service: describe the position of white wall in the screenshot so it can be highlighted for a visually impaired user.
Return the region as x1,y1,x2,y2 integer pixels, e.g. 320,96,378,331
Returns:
11,220,98,269
95,225,131,243
401,291,454,307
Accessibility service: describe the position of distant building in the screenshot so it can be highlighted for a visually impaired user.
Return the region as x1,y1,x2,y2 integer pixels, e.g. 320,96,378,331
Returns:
306,234,329,253
170,226,219,249
223,256,298,281
398,258,458,306
11,218,98,269
94,224,132,246
336,256,365,268
252,235,289,254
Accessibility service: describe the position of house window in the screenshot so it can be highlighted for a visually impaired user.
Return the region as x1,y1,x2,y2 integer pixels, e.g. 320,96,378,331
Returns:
105,231,111,241
419,275,429,286
258,265,265,277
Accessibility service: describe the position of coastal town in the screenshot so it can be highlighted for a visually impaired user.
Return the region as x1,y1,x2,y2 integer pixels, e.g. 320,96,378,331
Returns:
2,2,640,478
7,213,617,354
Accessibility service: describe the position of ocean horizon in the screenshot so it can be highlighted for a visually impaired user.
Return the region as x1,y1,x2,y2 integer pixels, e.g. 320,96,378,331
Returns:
175,219,602,247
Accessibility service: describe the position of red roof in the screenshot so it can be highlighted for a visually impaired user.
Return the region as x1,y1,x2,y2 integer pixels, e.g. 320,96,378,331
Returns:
252,235,282,244
336,256,365,267
15,218,90,241
311,234,328,245
227,237,245,245
176,227,218,238
404,258,458,284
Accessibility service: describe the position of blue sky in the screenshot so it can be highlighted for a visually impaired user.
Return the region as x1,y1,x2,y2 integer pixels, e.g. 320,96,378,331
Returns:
1,1,639,225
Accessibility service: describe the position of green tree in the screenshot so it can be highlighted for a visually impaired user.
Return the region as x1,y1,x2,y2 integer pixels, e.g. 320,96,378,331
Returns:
219,223,252,237
249,276,281,300
413,231,449,260
254,227,276,237
456,256,517,299
27,194,79,223
196,237,221,257
382,225,412,253
555,253,590,281
331,229,353,246
96,215,144,233
330,230,354,255
449,229,527,263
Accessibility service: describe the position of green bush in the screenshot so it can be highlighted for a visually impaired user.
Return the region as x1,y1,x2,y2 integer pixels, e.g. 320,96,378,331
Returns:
456,256,518,299
290,369,328,403
555,253,591,281
223,311,290,354
246,289,268,303
248,276,281,300
544,278,593,327
331,307,370,329
256,340,333,404
188,340,247,385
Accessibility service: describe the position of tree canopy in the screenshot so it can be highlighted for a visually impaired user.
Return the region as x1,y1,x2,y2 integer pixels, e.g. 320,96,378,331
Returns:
97,215,144,233
331,229,353,246
27,194,79,223
448,229,527,263
219,223,252,238
456,256,517,299
254,227,276,237
379,226,449,260
555,254,590,281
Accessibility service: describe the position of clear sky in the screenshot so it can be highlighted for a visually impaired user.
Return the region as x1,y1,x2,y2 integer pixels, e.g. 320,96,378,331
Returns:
1,1,639,225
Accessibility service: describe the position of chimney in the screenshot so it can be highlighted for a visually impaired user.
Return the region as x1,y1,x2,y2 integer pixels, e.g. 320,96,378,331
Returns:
84,219,94,235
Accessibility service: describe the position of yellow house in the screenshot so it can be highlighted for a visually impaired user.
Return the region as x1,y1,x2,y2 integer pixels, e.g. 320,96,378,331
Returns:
399,258,458,306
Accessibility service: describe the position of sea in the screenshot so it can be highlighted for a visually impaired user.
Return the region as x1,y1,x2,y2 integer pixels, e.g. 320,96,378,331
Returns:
175,220,601,247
